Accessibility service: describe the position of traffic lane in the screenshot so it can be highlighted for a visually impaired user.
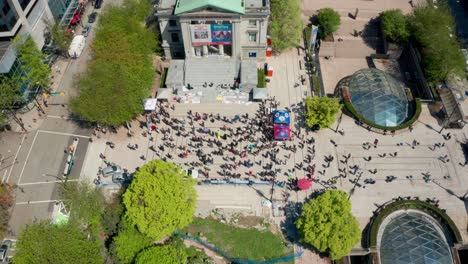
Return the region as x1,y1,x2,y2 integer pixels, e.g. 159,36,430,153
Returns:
18,132,89,184
14,183,58,204
18,132,70,185
8,202,55,237
39,118,92,138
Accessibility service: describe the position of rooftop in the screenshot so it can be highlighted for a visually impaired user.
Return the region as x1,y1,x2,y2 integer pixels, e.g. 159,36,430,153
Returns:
174,0,245,15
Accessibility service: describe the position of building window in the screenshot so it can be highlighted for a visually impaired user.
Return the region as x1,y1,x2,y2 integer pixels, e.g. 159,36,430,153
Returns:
19,0,33,10
248,20,256,26
2,2,11,14
169,20,177,27
248,32,257,42
171,33,179,43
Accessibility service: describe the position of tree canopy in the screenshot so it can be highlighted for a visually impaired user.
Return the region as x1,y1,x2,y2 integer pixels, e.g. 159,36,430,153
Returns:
296,190,361,260
0,76,24,126
13,222,102,264
270,0,303,52
316,8,341,39
123,160,197,240
380,9,410,44
70,0,156,126
59,181,104,234
13,35,51,90
408,4,465,83
135,245,188,264
113,220,153,264
304,96,342,129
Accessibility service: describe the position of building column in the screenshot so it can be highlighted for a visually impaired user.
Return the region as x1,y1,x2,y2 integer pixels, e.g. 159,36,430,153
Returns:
218,44,224,56
232,21,241,59
202,45,208,57
180,20,192,58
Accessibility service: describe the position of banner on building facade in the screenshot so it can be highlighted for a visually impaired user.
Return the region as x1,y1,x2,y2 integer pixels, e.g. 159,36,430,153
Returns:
190,25,211,46
211,24,232,45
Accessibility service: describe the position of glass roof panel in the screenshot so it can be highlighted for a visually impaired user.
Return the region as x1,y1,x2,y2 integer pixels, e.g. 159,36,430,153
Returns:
348,69,409,127
380,213,453,264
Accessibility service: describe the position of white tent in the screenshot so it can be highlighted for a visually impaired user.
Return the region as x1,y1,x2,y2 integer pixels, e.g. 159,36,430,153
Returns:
143,98,157,110
68,35,86,58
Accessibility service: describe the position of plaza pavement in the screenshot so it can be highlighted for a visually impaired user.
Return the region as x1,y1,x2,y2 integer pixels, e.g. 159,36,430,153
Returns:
81,48,468,252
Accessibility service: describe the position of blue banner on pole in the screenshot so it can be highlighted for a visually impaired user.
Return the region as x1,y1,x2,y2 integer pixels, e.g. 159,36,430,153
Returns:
309,25,318,50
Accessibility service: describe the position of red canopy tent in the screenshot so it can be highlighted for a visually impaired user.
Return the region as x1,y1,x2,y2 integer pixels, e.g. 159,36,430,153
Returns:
297,178,312,190
273,123,291,140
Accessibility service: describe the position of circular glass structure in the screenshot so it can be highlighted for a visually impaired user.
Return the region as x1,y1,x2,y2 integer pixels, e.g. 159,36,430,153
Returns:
347,69,409,127
380,212,453,264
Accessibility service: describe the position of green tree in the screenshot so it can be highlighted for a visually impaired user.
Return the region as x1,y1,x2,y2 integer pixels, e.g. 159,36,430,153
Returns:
123,160,197,240
70,0,156,126
304,96,342,129
59,181,104,234
270,0,303,52
13,35,51,90
316,8,341,39
0,76,25,128
408,4,465,83
135,245,187,264
113,220,153,263
380,9,410,43
14,222,102,264
296,190,361,260
43,18,73,56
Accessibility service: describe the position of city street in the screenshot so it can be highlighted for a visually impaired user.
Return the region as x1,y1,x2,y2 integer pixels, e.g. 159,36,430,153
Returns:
0,0,117,238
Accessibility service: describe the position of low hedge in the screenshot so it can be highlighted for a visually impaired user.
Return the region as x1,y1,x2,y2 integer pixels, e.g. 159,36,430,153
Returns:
343,98,421,131
369,200,462,247
257,68,266,88
160,68,168,88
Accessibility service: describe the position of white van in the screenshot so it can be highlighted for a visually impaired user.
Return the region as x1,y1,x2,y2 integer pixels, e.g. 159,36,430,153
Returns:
68,35,86,58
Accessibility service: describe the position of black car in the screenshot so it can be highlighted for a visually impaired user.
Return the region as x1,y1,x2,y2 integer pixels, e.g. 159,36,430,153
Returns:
0,240,12,262
88,12,98,23
94,0,103,9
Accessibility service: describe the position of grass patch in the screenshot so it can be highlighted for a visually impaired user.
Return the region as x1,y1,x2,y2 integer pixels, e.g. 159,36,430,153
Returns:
181,217,292,261
257,68,266,88
159,67,168,88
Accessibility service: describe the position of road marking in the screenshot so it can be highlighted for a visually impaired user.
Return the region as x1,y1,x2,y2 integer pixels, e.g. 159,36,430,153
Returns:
16,200,59,205
2,170,7,183
6,134,26,183
17,132,38,185
38,130,90,138
47,115,86,121
18,179,79,186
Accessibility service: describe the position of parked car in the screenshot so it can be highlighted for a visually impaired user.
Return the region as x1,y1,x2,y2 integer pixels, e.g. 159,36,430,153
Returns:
94,0,103,9
0,240,12,262
101,165,122,177
112,172,126,183
88,12,98,23
81,25,91,37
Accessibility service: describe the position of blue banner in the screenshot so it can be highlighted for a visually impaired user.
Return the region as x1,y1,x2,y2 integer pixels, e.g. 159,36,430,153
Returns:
211,24,232,44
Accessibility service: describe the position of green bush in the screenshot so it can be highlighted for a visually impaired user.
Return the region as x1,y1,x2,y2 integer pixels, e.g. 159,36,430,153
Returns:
369,200,462,247
408,4,466,83
316,8,341,39
257,68,266,88
380,9,410,43
343,98,421,131
160,68,168,88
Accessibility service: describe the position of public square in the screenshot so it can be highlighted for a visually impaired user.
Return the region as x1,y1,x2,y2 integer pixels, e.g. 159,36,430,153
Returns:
80,48,468,251
0,0,466,262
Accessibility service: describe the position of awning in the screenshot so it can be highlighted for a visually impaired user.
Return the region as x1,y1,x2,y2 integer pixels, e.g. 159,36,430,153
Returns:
273,110,290,124
156,88,173,100
143,98,157,110
297,178,312,190
274,123,290,140
253,88,269,100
